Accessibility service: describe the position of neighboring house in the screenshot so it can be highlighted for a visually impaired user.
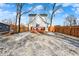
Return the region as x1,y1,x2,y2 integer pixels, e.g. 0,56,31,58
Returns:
0,22,10,32
28,14,48,31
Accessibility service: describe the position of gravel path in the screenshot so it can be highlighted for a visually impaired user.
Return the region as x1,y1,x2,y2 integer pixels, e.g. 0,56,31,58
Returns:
0,32,79,56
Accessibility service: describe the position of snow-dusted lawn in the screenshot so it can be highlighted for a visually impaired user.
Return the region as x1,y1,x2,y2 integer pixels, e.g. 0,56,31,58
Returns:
0,32,79,56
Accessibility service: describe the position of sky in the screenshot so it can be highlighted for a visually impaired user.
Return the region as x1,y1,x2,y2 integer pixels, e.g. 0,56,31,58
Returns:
0,3,79,26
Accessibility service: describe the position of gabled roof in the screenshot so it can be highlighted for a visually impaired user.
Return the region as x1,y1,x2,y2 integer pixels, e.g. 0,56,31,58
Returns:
29,14,36,16
0,22,9,26
29,14,49,24
40,14,47,16
29,14,47,16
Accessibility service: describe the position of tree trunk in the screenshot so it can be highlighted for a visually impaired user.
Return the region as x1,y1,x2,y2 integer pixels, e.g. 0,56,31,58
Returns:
17,13,21,33
15,11,18,33
50,3,56,26
16,3,23,33
18,14,21,33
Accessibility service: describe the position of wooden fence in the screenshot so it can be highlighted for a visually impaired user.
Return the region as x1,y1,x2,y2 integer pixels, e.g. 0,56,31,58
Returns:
48,26,79,37
10,24,29,33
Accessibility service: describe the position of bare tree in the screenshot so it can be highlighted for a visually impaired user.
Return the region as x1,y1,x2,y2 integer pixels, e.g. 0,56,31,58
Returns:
16,3,24,33
50,3,61,26
16,3,36,33
64,15,77,26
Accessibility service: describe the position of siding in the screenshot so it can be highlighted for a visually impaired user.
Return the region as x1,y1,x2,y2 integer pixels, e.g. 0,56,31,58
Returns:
0,23,10,32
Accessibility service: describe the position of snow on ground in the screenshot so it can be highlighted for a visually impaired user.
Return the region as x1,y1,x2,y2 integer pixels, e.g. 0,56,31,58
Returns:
0,32,79,56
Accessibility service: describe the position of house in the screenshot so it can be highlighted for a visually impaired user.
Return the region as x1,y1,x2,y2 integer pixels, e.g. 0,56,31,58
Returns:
28,14,48,32
0,22,10,32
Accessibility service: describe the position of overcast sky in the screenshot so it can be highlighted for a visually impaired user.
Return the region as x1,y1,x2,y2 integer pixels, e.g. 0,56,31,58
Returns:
0,3,79,25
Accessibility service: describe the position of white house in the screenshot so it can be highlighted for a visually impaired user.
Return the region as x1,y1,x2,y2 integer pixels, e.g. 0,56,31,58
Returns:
28,14,48,31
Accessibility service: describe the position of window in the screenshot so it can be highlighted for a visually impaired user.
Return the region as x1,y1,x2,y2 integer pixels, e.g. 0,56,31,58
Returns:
0,25,2,29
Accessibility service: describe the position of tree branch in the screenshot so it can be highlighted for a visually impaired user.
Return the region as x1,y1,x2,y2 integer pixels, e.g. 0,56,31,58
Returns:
21,6,36,16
